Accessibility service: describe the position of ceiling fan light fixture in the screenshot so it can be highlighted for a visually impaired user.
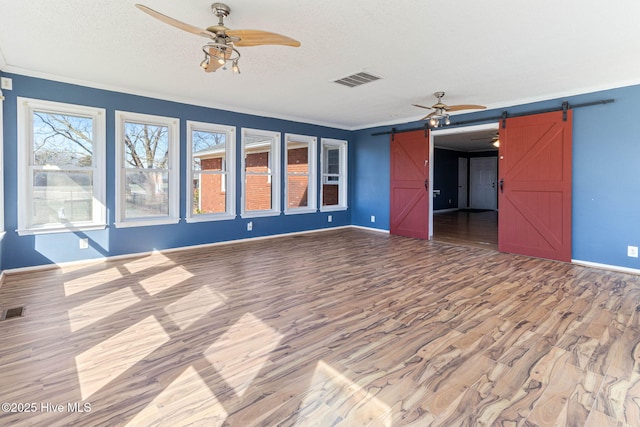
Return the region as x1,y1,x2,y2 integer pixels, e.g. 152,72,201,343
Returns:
202,42,241,73
200,55,210,69
232,60,240,74
444,115,451,126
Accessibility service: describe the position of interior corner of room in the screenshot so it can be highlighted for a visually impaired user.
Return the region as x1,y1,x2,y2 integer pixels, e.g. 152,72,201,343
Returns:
2,2,640,425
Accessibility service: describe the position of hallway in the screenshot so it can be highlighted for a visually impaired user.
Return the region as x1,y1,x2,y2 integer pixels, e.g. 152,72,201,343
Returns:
433,209,498,250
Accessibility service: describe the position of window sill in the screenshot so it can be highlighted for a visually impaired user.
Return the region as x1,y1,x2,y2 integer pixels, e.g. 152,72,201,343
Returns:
284,208,318,215
186,213,237,223
320,205,348,212
16,223,107,236
240,210,281,219
114,218,180,229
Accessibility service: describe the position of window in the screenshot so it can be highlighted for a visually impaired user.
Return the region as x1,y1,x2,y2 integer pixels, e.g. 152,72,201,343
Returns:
17,98,106,234
285,134,317,214
187,121,236,222
320,138,348,210
241,128,281,217
115,111,179,227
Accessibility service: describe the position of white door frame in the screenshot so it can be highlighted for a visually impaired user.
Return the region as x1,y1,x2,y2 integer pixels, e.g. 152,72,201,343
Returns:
429,122,499,239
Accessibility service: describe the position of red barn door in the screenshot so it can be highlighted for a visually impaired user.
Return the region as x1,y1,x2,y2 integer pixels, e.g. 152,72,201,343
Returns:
498,110,572,262
390,130,430,239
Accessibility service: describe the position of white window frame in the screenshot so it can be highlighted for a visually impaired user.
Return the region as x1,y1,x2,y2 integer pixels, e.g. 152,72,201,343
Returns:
320,138,348,211
115,111,180,228
16,97,106,235
186,121,236,222
284,133,317,215
241,128,281,218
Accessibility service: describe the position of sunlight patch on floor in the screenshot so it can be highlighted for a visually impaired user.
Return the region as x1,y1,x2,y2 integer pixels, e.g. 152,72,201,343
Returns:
75,315,169,400
59,262,105,274
139,266,194,296
123,251,173,274
63,267,123,296
204,312,283,397
165,285,227,330
68,287,140,332
295,360,392,426
127,366,227,427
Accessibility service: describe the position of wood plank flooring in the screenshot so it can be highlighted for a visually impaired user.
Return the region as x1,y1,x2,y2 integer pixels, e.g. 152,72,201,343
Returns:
0,228,639,426
433,209,498,250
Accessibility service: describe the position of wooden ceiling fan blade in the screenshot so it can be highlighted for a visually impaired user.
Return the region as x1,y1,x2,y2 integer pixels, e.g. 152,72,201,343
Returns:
445,104,487,112
412,104,434,111
227,29,301,47
136,4,214,39
204,62,224,72
204,59,225,72
204,46,233,72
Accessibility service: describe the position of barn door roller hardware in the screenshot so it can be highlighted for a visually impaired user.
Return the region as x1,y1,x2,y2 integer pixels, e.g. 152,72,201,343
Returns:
372,98,614,136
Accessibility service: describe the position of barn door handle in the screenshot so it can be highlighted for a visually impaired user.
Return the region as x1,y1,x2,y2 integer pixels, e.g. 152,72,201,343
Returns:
499,179,504,193
424,179,429,192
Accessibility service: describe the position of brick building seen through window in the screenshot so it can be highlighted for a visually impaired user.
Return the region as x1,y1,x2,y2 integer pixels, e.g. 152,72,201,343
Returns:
195,147,333,212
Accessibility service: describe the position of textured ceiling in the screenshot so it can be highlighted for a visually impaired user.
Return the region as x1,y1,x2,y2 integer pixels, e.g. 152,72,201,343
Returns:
2,0,640,130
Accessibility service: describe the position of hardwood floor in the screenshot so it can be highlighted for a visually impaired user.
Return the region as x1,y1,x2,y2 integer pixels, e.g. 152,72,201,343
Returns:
433,209,498,250
0,228,639,426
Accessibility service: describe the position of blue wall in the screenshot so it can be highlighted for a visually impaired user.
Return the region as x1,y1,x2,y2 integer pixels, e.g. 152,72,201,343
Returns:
433,148,459,210
352,85,640,270
3,72,640,271
1,73,351,269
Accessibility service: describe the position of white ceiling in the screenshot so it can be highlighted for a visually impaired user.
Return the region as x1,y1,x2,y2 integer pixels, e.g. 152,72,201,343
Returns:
435,128,499,153
2,0,640,130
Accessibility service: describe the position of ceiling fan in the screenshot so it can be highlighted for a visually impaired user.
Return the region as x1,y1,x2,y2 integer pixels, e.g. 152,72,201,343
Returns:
135,3,301,74
471,132,500,148
413,92,486,128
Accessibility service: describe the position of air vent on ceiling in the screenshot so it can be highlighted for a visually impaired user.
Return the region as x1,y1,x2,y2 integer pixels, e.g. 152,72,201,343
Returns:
333,72,382,88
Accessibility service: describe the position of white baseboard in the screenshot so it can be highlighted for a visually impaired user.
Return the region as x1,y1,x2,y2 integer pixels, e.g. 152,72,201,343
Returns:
2,225,354,276
4,229,639,278
350,225,389,234
572,259,640,276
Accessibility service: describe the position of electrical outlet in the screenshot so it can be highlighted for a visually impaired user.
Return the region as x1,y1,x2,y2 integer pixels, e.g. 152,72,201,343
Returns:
247,221,253,231
0,77,12,90
628,245,638,258
328,215,332,223
370,215,376,223
79,238,89,249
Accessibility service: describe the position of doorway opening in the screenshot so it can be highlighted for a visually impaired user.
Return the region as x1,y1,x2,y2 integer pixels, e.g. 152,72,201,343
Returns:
430,123,499,249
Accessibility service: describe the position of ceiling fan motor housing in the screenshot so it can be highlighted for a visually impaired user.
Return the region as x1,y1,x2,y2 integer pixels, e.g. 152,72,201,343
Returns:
211,3,231,18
